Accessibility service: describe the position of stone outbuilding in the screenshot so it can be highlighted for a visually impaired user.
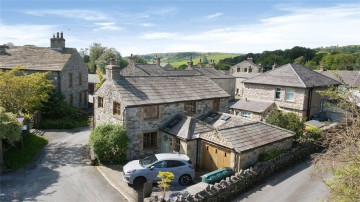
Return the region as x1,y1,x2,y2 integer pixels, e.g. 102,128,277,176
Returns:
230,98,276,121
243,64,341,120
160,112,295,171
0,32,88,108
94,60,231,160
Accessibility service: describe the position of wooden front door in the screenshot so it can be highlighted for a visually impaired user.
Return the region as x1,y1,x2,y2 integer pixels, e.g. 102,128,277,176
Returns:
202,142,231,171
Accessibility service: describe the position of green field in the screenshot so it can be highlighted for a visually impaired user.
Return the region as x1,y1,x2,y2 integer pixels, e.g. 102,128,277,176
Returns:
170,53,239,68
141,52,240,68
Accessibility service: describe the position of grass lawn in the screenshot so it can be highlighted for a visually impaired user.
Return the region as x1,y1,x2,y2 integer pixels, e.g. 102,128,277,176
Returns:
38,117,89,129
170,53,239,68
4,134,48,171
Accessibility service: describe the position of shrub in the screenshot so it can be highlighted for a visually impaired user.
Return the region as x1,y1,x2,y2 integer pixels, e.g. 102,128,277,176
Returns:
258,149,286,162
302,126,323,143
266,110,304,137
89,124,128,164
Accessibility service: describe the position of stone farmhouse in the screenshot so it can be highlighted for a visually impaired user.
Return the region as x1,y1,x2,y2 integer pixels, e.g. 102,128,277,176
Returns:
94,60,230,160
160,112,295,171
94,60,296,171
0,32,88,108
242,64,341,120
229,58,263,96
230,98,276,121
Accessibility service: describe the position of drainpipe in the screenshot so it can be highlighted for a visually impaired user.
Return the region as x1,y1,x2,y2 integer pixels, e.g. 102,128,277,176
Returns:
195,134,200,171
306,87,314,120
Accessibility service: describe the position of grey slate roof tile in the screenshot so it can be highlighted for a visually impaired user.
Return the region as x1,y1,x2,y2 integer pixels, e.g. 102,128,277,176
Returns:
319,70,360,86
244,64,341,88
230,99,275,113
0,46,74,71
111,75,230,106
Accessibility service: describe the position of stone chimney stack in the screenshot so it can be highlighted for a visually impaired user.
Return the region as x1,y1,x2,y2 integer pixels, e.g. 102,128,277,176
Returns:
50,32,65,51
106,58,121,80
128,54,134,66
319,65,326,71
247,57,253,63
272,62,278,70
187,57,193,69
198,59,204,68
0,44,9,55
152,54,160,66
209,59,215,68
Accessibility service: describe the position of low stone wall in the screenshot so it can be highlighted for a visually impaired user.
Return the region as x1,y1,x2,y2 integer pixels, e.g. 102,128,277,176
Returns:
145,143,317,202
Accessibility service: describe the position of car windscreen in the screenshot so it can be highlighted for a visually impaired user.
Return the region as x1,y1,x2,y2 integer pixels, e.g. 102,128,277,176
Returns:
139,154,158,167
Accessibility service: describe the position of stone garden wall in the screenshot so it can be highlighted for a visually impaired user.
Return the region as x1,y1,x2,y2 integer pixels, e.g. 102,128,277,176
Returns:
145,143,317,202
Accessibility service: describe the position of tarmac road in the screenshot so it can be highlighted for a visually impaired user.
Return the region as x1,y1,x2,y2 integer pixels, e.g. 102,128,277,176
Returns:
0,127,126,202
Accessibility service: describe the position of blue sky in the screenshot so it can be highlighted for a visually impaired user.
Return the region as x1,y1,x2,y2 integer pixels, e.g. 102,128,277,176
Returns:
1,0,359,56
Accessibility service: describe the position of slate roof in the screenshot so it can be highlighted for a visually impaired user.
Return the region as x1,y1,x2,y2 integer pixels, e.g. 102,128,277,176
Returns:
193,67,234,79
218,122,295,152
0,46,74,71
163,112,295,152
232,72,262,79
88,74,100,83
244,64,341,88
230,60,263,71
110,75,230,106
230,99,275,113
319,70,360,86
160,114,214,140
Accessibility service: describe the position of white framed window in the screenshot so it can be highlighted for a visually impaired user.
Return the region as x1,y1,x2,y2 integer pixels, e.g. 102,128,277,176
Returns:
241,111,252,118
275,87,281,100
285,88,295,101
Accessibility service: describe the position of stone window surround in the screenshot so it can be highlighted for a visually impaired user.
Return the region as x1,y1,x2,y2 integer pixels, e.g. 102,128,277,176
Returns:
275,87,281,100
68,72,73,88
213,99,220,111
285,88,295,102
143,105,159,120
143,131,158,150
113,102,121,115
98,97,104,108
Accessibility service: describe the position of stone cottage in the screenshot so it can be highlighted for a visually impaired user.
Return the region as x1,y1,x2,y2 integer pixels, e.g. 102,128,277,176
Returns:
94,60,230,160
230,98,276,121
0,32,88,108
229,58,263,96
243,64,341,120
160,112,295,171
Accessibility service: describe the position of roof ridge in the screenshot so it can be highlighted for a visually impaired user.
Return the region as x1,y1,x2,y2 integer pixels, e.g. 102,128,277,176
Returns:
289,64,307,88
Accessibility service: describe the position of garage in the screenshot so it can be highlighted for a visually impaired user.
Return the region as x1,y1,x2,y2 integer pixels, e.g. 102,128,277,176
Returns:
201,142,231,171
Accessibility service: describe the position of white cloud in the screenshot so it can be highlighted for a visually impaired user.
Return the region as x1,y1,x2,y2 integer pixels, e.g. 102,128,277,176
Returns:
22,9,109,21
140,32,178,40
141,23,155,27
205,12,223,20
93,22,121,31
0,23,57,46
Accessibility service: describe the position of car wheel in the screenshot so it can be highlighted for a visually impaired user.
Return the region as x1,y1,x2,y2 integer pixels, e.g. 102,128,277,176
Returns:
179,174,192,186
133,177,146,188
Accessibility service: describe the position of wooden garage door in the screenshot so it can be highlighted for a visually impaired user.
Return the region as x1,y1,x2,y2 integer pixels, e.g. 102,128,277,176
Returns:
202,142,231,171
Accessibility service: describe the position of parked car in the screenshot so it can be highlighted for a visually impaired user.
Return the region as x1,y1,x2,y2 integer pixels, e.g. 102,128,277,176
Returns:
123,153,195,187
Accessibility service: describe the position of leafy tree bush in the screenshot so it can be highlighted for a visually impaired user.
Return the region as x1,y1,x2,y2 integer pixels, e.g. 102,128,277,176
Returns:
89,124,128,164
266,110,304,137
0,107,22,167
157,171,174,199
302,126,322,143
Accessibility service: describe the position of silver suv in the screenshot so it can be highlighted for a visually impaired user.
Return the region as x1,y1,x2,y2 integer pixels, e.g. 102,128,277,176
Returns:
123,153,195,186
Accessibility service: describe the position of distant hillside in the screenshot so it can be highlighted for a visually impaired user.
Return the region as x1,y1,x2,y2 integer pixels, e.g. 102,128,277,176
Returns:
140,52,240,68
316,45,360,54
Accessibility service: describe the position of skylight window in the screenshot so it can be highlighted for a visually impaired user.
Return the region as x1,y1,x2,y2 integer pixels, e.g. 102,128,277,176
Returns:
221,115,231,121
167,118,182,128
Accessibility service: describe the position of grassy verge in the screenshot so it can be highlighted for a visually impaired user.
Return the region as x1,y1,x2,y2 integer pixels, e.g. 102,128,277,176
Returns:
170,53,239,68
4,134,48,170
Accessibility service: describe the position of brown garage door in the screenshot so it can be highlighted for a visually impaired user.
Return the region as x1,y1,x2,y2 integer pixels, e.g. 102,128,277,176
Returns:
202,142,231,171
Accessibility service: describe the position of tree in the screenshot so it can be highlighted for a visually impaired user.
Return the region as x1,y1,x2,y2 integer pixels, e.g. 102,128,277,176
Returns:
95,48,123,73
157,171,174,200
0,107,21,168
294,56,306,65
89,124,128,164
88,43,106,73
0,66,53,114
313,86,360,201
266,110,304,137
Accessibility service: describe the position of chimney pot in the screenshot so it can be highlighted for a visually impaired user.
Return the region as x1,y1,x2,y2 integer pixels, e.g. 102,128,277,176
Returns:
110,58,116,65
56,32,59,38
60,32,63,39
